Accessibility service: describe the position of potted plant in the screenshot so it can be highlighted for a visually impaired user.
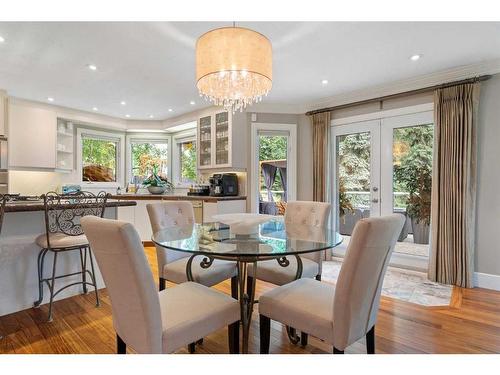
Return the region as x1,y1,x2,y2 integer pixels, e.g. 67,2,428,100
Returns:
142,164,173,195
394,144,432,244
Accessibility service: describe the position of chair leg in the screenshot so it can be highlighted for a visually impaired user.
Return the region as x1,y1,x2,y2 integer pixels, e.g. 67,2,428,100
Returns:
228,321,240,354
259,314,271,354
47,251,58,322
188,343,196,354
246,275,254,300
87,247,100,307
333,347,344,354
34,248,48,307
230,276,238,299
300,332,308,347
366,325,375,354
117,334,126,354
159,277,166,291
79,247,88,294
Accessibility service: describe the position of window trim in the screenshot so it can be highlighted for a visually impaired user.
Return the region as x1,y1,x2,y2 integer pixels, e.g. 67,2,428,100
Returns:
77,128,125,188
172,129,197,188
125,133,172,186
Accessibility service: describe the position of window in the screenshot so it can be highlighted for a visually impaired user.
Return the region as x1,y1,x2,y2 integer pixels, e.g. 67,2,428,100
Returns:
179,139,197,184
130,141,169,183
77,128,124,186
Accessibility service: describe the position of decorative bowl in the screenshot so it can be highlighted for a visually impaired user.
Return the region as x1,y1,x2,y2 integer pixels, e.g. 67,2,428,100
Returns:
147,186,167,195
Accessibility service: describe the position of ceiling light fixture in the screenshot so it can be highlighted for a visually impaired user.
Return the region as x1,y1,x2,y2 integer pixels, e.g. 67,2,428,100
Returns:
190,101,196,105
410,54,422,61
0,36,5,43
92,107,98,111
196,24,272,113
47,97,54,102
120,101,126,106
87,64,97,71
168,109,173,112
149,115,154,119
321,79,328,85
125,114,131,118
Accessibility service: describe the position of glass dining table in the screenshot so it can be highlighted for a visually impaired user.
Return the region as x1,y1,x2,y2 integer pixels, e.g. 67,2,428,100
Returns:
152,216,343,353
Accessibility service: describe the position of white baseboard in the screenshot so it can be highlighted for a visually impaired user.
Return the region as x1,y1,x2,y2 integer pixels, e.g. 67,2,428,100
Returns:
474,272,500,291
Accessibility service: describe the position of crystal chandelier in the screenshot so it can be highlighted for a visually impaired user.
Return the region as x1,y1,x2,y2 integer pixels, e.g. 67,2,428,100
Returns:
196,26,272,113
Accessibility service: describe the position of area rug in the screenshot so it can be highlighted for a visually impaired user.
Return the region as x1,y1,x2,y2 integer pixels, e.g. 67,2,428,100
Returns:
322,259,453,307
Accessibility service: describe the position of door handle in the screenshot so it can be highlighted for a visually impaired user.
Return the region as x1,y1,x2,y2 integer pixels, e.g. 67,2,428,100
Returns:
372,198,379,203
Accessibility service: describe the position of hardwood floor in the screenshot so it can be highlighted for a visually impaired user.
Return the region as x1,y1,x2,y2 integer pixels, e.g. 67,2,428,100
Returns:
1,246,500,354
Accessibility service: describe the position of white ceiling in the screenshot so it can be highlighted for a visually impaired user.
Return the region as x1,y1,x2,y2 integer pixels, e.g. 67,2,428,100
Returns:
0,22,500,120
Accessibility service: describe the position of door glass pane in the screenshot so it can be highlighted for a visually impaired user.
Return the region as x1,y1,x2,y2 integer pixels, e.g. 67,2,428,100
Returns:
336,132,371,239
392,124,433,255
199,116,211,166
215,112,229,165
258,134,288,215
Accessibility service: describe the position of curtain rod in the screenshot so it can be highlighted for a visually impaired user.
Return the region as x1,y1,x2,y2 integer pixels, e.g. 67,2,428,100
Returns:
306,75,492,116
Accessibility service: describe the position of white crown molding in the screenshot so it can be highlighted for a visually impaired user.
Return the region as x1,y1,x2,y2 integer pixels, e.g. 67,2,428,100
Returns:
304,59,500,113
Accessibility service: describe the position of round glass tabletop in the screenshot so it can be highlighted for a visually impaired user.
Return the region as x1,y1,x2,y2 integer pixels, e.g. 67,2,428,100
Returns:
152,217,342,259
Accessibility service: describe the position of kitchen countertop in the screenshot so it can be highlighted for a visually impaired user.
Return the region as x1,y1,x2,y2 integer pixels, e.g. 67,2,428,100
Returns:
5,200,137,213
110,193,247,202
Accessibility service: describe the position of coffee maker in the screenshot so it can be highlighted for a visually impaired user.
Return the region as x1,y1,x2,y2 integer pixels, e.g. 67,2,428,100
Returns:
209,173,239,196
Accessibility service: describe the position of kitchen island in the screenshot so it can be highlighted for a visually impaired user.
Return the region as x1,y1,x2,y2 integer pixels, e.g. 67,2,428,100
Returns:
0,200,136,316
111,193,247,241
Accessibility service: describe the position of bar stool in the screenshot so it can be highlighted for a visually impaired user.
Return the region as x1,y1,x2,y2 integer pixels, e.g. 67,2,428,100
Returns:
33,191,109,321
0,194,8,339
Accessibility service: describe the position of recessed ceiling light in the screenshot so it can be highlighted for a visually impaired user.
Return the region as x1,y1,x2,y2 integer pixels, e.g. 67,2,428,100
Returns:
190,101,196,105
0,36,5,43
168,109,173,112
92,107,98,111
149,115,154,119
87,64,97,71
125,114,131,118
321,79,328,85
410,54,422,61
47,97,54,102
120,101,126,106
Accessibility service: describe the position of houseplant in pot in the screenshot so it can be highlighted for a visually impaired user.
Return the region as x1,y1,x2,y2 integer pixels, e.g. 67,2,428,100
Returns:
142,164,173,195
394,144,432,244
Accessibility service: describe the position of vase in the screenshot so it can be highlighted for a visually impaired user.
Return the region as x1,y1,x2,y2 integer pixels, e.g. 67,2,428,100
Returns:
147,186,167,195
411,218,430,244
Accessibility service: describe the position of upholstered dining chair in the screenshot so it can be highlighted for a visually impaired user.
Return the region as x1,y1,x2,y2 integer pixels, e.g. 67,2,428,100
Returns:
81,216,240,354
258,214,405,354
147,201,238,296
247,200,331,343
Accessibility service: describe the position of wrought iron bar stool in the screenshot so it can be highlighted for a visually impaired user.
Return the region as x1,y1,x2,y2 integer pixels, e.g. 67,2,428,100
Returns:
0,193,9,339
33,191,110,321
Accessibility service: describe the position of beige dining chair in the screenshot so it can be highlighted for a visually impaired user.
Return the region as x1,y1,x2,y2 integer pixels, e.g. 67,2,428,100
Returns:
147,201,238,296
258,214,405,354
81,216,240,354
247,201,331,290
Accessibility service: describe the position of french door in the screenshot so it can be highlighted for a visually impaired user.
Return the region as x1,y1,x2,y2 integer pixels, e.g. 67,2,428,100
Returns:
331,110,434,269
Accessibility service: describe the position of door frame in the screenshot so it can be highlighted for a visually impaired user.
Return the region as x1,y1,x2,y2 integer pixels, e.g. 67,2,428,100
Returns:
250,122,297,214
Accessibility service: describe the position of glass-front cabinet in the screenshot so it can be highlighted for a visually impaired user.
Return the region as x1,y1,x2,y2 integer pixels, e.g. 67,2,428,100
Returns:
198,115,212,167
197,110,232,169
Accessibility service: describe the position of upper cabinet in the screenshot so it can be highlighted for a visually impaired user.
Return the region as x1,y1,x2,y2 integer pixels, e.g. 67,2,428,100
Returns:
0,94,7,136
8,101,57,169
197,110,244,170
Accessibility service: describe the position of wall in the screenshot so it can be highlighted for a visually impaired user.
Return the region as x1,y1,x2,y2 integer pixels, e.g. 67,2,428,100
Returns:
475,74,500,276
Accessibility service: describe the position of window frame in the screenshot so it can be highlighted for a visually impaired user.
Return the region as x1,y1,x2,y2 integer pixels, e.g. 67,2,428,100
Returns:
172,129,198,188
77,128,125,188
125,133,172,186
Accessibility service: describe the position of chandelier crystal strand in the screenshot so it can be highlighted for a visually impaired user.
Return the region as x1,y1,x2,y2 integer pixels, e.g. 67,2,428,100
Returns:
196,27,272,113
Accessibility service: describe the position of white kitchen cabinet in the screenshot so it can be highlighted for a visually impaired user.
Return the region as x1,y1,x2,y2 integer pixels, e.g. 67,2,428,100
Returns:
8,101,57,169
0,94,6,136
198,110,233,169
